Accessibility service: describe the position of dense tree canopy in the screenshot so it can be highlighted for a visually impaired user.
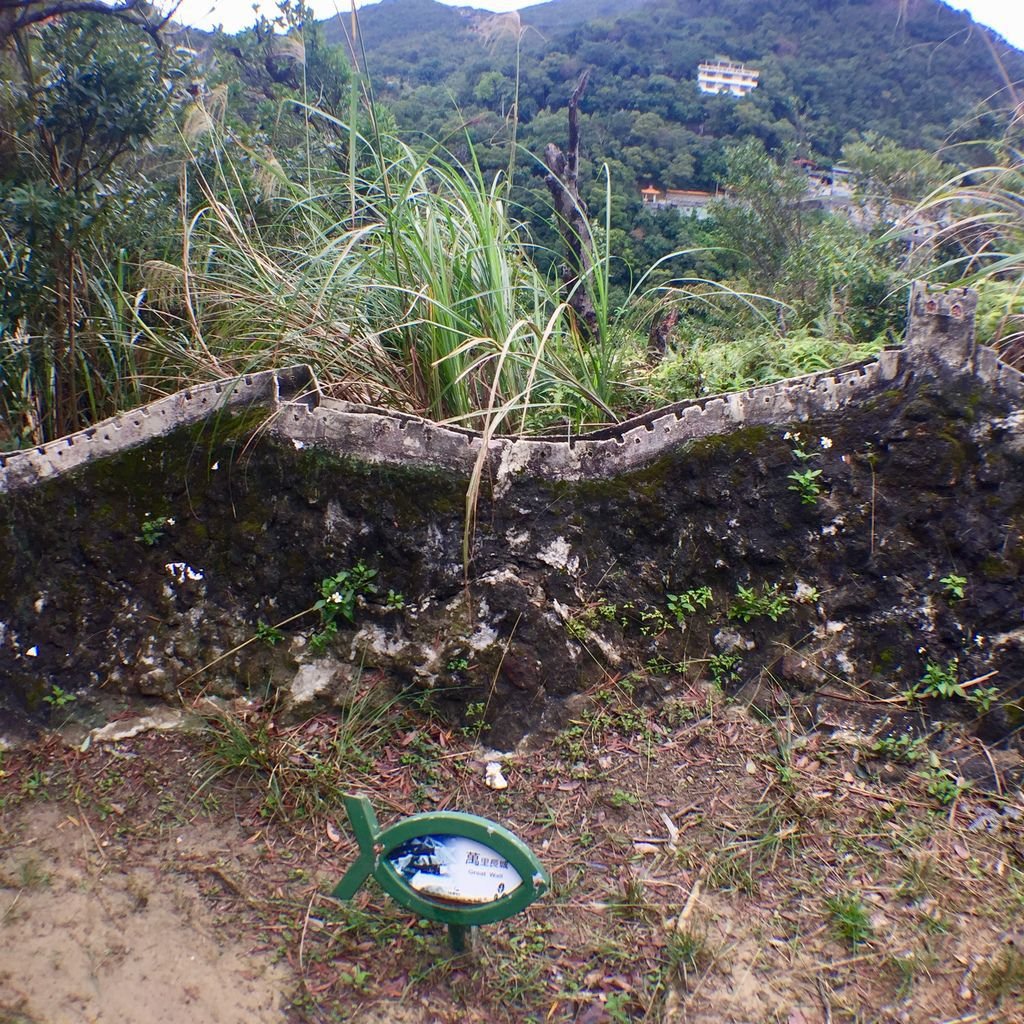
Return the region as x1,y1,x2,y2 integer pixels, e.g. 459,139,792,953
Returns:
334,0,1024,188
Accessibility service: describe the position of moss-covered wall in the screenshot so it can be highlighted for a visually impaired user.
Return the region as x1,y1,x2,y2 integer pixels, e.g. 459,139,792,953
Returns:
1,285,1023,749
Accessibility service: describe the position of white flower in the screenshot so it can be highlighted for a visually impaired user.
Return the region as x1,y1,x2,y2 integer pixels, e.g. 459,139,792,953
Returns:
166,517,176,526
783,431,792,440
820,436,833,449
329,592,344,604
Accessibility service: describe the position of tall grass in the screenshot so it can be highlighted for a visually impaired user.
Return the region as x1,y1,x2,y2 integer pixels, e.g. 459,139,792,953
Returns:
139,97,688,433
0,249,147,447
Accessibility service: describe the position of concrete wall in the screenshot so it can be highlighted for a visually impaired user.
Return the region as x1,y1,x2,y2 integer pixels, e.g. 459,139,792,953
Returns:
3,283,1024,746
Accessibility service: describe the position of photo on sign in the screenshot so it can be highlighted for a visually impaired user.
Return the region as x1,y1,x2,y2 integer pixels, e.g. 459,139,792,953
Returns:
387,835,523,905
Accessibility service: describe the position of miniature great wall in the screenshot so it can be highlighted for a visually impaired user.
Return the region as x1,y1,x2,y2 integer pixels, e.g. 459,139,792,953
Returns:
3,284,1022,493
2,283,1023,758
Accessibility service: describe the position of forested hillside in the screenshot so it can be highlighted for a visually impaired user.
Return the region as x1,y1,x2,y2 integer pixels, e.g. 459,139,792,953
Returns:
330,0,1024,184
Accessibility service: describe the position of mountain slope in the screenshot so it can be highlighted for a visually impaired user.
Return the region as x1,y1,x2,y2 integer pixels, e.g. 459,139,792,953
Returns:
327,0,1023,173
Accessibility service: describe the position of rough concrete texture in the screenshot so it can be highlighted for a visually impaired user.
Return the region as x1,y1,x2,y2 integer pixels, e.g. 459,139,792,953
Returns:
1,284,1023,749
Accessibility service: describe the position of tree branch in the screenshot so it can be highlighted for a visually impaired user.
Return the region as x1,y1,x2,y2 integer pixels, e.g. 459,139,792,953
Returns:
0,0,177,48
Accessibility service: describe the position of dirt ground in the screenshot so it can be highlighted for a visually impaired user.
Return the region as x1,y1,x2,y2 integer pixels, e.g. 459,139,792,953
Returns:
2,681,1023,1024
0,805,286,1024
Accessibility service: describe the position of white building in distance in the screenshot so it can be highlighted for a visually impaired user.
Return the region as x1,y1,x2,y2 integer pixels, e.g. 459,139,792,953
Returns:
697,61,759,97
640,186,717,219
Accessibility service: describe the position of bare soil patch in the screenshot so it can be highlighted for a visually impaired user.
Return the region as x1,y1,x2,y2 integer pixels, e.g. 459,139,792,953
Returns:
1,683,1023,1023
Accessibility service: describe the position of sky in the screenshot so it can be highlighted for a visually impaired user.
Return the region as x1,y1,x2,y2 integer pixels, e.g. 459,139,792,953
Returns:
170,0,1024,52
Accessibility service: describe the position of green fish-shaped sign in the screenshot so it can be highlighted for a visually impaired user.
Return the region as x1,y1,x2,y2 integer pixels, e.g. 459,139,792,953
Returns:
331,794,549,949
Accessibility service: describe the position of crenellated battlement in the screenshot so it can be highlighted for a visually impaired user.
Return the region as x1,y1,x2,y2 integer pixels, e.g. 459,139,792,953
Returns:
2,283,1022,493
0,364,319,492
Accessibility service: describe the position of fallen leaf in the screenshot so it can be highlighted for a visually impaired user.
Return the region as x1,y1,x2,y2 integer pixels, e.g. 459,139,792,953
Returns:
660,811,680,845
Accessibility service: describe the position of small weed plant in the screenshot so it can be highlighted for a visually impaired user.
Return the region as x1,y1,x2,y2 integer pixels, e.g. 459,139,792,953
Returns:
923,765,966,806
646,654,686,674
940,573,967,601
788,467,823,505
903,659,1001,714
708,652,742,685
666,585,713,626
608,788,639,809
22,769,48,796
825,891,873,951
903,660,962,702
639,607,671,636
42,685,76,709
603,992,633,1023
969,685,1001,714
461,701,489,739
137,514,173,546
564,615,590,641
729,582,790,623
566,600,622,638
665,924,711,980
872,733,925,763
310,562,378,653
255,621,285,646
659,697,698,727
337,965,372,993
610,871,650,918
17,857,51,889
921,660,963,698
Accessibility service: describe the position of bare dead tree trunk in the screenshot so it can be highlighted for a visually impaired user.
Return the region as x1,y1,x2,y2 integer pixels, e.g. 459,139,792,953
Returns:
543,70,598,339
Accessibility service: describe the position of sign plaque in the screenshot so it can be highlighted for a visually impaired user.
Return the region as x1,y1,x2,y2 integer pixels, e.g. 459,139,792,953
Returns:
331,794,549,951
